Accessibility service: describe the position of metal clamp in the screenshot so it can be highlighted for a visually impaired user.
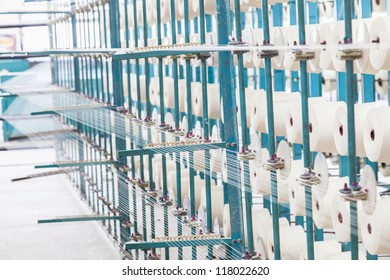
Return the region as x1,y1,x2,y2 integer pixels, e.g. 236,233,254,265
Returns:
122,221,134,229
172,207,188,217
183,216,201,228
132,118,143,125
119,166,130,173
137,180,149,189
130,233,143,241
242,250,258,260
296,168,321,186
228,38,249,54
339,182,367,201
156,123,171,132
109,207,120,214
159,196,173,207
251,253,262,260
103,199,112,206
91,187,101,193
124,112,137,119
171,128,186,137
237,148,256,161
290,47,315,61
147,253,161,260
128,177,138,185
129,178,148,189
258,43,279,59
182,53,197,60
170,54,181,59
262,154,285,171
336,44,362,61
196,52,212,60
143,117,156,127
145,190,158,198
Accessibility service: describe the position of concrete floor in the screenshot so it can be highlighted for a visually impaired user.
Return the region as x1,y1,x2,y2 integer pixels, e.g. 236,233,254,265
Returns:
0,146,121,260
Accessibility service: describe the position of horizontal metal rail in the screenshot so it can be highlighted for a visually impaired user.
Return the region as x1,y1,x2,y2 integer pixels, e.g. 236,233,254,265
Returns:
125,238,232,250
38,214,122,224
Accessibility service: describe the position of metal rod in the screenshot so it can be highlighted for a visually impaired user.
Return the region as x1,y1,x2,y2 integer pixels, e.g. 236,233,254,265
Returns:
216,0,244,260
261,0,281,260
233,0,254,254
343,0,359,260
297,0,315,260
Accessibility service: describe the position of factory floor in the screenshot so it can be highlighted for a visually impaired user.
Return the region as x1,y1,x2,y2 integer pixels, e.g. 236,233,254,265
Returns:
0,144,121,260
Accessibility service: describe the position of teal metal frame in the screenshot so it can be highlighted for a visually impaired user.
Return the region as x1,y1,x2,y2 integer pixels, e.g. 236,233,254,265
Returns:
4,0,382,261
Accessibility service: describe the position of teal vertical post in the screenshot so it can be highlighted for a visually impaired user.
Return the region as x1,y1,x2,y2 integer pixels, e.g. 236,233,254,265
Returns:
262,0,281,260
199,0,213,258
336,0,350,178
233,0,254,254
142,0,156,250
343,0,359,260
306,0,324,242
169,0,183,260
183,0,197,260
297,0,315,259
360,0,378,259
216,0,244,260
109,0,129,244
156,0,170,261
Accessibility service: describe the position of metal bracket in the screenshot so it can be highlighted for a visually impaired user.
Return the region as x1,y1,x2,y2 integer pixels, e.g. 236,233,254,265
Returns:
156,123,171,132
103,200,112,206
228,38,249,54
237,149,256,161
170,54,181,59
290,47,315,61
143,117,156,127
182,53,197,60
258,46,279,59
339,182,367,201
196,52,212,60
129,179,148,189
172,207,188,217
132,118,143,125
336,45,362,60
170,128,186,137
296,168,321,187
130,233,143,241
262,154,285,171
242,250,258,260
123,111,137,119
109,207,120,214
122,221,134,229
159,196,173,207
147,253,161,260
146,190,158,198
183,217,201,228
